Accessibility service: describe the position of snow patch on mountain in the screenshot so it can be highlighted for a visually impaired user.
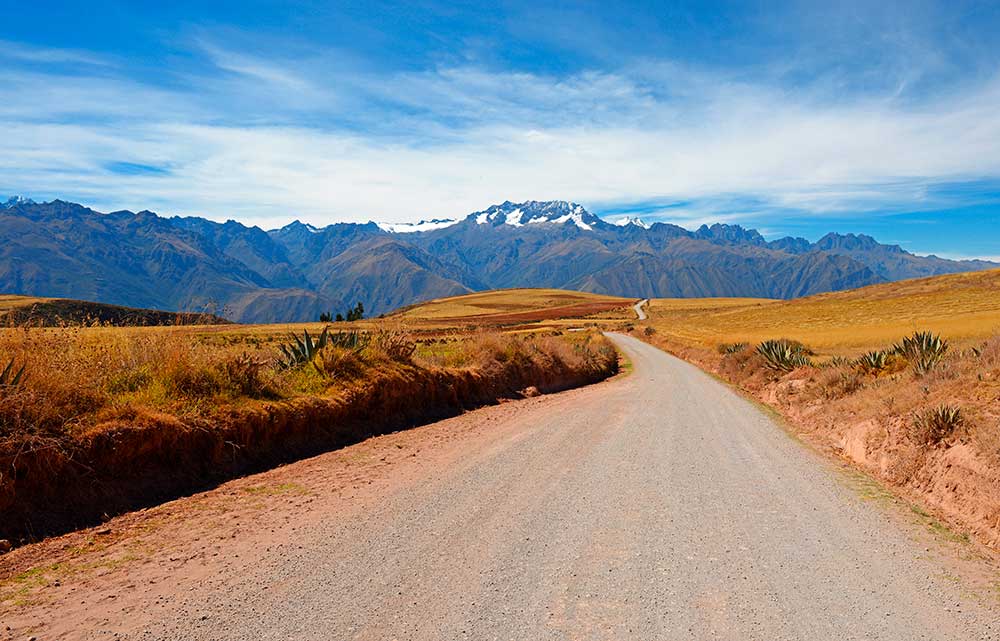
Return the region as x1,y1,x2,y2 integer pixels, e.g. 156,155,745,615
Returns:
530,211,593,230
2,195,36,208
470,200,602,230
377,218,460,233
612,216,650,229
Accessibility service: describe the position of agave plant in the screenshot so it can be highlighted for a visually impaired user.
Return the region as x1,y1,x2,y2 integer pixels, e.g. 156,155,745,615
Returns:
0,357,25,387
855,350,889,375
755,339,812,372
327,330,368,351
277,327,330,369
912,405,963,444
892,331,949,375
717,342,749,355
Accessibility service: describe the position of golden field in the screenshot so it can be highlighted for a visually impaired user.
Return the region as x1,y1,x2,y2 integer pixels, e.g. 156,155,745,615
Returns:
392,288,635,327
645,269,1000,355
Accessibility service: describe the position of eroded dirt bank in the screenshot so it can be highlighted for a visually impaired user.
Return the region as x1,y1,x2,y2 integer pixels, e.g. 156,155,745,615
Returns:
1,341,617,545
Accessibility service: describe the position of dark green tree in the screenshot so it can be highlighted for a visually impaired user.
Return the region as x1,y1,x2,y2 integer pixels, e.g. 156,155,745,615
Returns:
345,302,364,322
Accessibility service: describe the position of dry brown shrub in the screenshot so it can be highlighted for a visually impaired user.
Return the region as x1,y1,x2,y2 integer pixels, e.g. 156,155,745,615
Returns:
314,346,365,379
218,352,275,398
977,335,1000,369
366,327,416,363
798,366,866,401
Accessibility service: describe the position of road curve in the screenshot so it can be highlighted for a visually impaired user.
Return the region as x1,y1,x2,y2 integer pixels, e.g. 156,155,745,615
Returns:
633,298,648,320
135,333,993,640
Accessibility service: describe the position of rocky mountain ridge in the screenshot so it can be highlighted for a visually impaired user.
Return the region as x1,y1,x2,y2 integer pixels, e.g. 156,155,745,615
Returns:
0,197,994,322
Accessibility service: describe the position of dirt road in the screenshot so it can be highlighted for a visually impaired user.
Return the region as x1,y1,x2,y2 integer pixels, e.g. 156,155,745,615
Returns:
4,334,997,640
633,298,648,320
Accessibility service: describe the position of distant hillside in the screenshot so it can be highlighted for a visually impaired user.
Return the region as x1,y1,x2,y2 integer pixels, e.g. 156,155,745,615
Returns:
392,288,634,325
0,198,994,323
0,295,228,327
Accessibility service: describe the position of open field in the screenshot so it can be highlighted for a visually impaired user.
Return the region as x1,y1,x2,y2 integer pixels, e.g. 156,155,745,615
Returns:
646,269,1000,355
0,291,621,544
391,288,636,327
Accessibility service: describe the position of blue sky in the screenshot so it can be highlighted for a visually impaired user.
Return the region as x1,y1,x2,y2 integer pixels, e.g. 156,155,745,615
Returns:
2,1,999,258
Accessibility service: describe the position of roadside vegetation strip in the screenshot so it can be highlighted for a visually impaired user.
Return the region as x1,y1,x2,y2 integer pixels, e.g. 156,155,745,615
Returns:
0,324,618,545
629,321,1000,554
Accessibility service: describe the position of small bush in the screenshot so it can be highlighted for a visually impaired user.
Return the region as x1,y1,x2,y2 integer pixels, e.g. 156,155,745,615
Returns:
219,352,273,398
977,336,1000,368
893,331,949,375
165,363,222,397
912,405,964,444
643,326,656,337
105,367,152,394
367,328,416,363
313,346,364,379
717,342,749,355
822,355,852,369
756,339,813,372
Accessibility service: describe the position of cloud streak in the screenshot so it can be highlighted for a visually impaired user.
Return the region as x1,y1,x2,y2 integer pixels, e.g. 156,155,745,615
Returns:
2,28,1000,239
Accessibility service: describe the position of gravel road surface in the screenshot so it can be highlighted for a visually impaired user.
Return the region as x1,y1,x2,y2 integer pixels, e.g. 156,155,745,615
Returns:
633,298,648,320
123,333,996,640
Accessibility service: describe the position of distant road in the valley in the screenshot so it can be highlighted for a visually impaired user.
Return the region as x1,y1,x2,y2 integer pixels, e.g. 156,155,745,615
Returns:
634,298,648,320
15,335,994,639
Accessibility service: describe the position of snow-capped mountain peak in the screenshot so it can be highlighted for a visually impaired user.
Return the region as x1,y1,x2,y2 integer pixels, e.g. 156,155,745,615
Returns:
612,215,651,229
376,218,460,233
468,200,603,230
2,195,36,209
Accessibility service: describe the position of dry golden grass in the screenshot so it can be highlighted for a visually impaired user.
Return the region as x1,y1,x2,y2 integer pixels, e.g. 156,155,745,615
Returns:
391,288,634,326
0,306,620,542
646,269,1000,355
0,321,613,440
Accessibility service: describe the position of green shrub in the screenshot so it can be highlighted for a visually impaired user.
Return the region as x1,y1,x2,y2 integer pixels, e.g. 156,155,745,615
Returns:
105,366,152,394
278,327,330,369
328,330,367,351
0,357,26,388
755,339,812,372
717,342,749,355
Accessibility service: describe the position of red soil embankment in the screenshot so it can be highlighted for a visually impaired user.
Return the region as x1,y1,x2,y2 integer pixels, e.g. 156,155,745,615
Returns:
0,350,618,544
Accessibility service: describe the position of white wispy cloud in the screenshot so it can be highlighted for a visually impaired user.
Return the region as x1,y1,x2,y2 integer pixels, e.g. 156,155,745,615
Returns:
0,39,114,66
3,36,1000,230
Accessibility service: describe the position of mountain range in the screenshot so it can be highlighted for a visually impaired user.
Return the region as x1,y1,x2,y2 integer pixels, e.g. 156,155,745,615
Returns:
1,197,995,323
